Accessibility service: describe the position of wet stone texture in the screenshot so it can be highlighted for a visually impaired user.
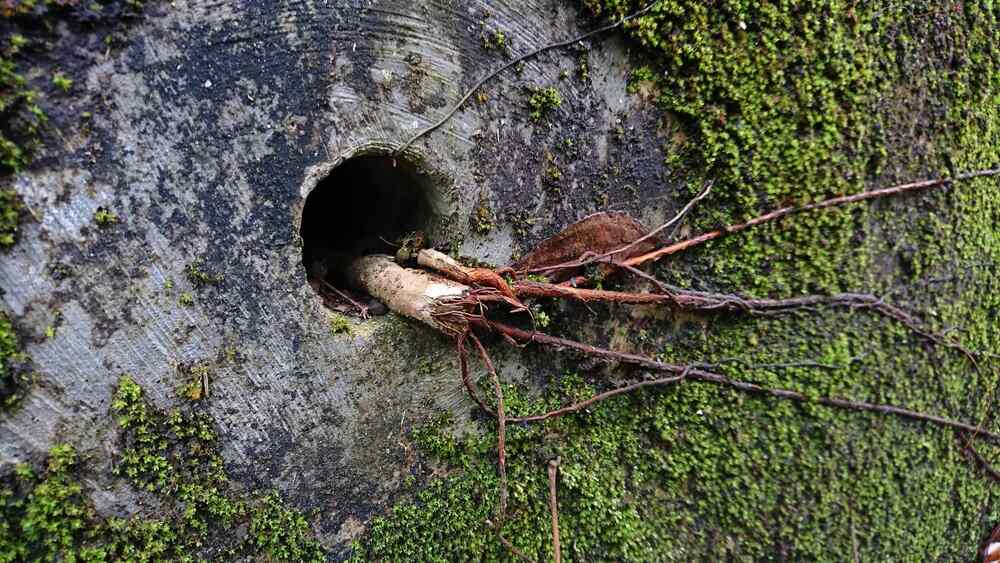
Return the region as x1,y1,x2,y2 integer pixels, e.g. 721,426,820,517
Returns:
0,0,674,552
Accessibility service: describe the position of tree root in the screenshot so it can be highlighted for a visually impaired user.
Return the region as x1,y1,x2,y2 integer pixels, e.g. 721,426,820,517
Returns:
344,167,1000,558
469,320,1000,442
512,276,980,361
621,168,1000,268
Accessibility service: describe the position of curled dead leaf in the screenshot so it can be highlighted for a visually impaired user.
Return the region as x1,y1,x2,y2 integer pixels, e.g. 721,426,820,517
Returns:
513,211,659,281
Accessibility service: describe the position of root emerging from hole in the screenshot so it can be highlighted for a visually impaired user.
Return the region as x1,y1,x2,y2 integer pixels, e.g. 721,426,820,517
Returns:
300,154,436,313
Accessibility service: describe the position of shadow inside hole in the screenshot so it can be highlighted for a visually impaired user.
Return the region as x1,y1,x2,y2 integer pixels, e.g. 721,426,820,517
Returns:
301,154,432,290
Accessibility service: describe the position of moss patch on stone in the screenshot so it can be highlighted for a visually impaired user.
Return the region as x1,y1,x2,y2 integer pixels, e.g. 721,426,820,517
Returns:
0,376,325,561
354,0,1000,559
0,311,29,409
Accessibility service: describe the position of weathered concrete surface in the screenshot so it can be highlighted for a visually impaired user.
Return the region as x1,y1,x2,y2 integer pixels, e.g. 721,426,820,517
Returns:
0,0,673,554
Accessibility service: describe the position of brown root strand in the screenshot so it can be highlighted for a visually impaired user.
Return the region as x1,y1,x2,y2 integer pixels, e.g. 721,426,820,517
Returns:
471,334,509,517
959,432,1000,483
456,332,492,415
396,3,658,157
418,249,520,302
622,168,1000,268
476,320,1000,442
468,268,519,301
512,278,978,361
487,523,536,563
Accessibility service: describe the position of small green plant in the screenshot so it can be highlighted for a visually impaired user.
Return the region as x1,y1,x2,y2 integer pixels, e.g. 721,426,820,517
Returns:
178,361,211,401
51,72,72,93
471,192,495,235
8,34,27,54
577,52,590,80
394,231,426,263
329,315,351,335
534,309,551,329
527,87,561,121
248,492,326,562
93,206,118,227
178,292,194,306
185,260,223,287
0,312,30,410
0,189,21,247
482,29,510,55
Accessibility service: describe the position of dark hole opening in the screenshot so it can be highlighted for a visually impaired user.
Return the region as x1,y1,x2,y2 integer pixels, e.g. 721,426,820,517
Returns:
301,154,432,291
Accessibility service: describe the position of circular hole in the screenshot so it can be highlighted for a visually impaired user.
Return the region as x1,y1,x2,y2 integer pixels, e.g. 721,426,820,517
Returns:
300,153,433,296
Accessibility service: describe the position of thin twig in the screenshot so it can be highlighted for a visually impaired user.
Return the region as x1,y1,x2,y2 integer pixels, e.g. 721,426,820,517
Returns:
486,521,536,563
395,3,658,156
477,320,1000,442
711,356,854,372
510,372,687,423
622,168,1000,267
548,458,562,563
850,513,860,563
959,432,1000,482
321,280,369,319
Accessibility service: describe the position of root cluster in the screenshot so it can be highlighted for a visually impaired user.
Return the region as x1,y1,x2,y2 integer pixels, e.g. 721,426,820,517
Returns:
400,168,1000,560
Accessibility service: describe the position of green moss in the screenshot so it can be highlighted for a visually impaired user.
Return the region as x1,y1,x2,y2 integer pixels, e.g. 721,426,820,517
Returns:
0,376,327,560
472,191,496,235
93,206,118,227
482,29,510,55
0,188,21,248
357,0,1000,559
51,71,72,93
184,260,223,287
527,87,562,121
0,443,98,562
578,0,1000,297
329,314,352,335
248,492,325,562
0,311,29,410
0,49,46,174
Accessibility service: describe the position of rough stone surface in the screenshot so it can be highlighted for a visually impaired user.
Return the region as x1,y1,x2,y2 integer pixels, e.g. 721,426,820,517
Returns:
0,0,671,553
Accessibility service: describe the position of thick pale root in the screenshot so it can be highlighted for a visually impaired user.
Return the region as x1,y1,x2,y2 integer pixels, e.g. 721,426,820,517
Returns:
344,254,468,330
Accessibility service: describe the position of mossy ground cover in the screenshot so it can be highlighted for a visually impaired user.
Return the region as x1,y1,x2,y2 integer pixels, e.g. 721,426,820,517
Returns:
356,0,1000,559
0,376,324,561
